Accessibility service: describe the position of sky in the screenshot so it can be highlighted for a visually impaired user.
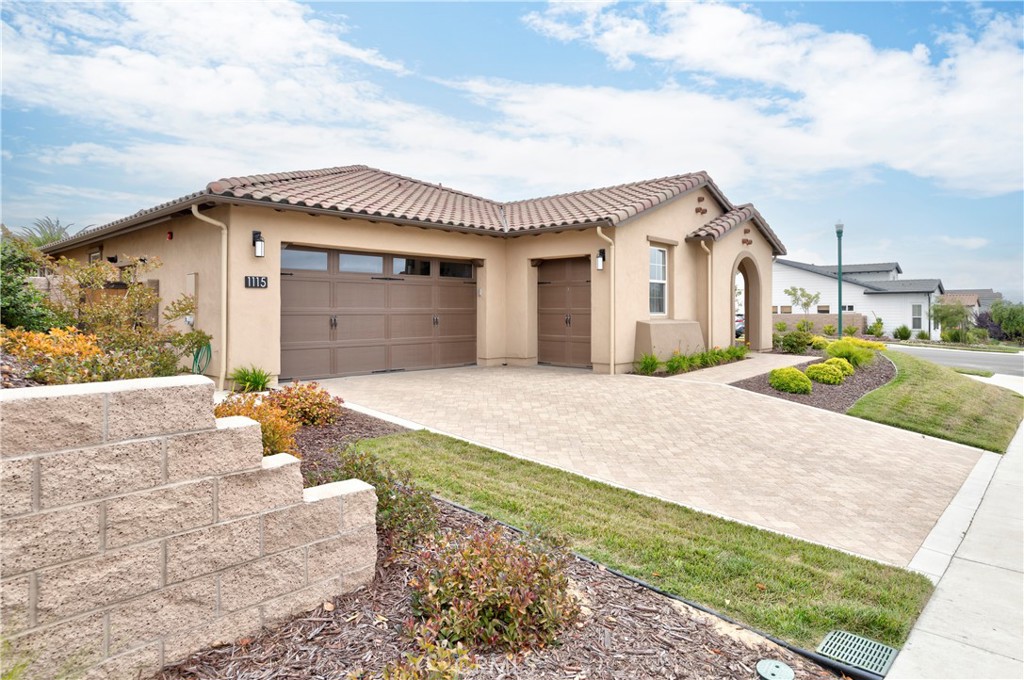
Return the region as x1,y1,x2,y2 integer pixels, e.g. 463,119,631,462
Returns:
2,1,1022,301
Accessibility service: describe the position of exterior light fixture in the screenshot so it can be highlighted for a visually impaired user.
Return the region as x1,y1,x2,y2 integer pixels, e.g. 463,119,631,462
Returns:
835,221,844,334
596,248,606,271
252,230,265,258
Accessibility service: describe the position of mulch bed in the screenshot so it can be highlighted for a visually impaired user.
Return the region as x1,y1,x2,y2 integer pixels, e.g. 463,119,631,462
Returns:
730,351,895,413
1,352,42,389
156,500,835,680
297,410,408,485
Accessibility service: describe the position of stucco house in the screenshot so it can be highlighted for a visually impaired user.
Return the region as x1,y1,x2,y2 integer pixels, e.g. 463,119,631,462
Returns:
772,259,944,337
944,288,1003,312
44,165,785,387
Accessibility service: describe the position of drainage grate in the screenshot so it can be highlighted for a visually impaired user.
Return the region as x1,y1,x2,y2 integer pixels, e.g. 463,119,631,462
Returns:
816,630,898,676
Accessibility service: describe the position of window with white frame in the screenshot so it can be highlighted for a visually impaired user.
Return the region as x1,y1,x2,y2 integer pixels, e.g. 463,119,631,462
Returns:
911,304,922,330
649,247,667,315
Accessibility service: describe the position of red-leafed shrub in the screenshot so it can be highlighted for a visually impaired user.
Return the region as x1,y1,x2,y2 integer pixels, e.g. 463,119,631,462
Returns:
266,381,344,426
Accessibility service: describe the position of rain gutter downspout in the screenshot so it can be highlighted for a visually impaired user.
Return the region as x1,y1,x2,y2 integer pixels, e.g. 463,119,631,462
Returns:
701,240,713,348
190,204,228,390
596,226,615,375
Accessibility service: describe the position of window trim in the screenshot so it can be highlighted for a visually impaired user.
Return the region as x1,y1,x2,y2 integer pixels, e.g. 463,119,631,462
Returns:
649,246,668,316
817,305,830,314
911,303,923,330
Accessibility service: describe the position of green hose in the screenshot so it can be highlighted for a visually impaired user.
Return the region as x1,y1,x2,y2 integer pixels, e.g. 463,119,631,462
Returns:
192,342,212,375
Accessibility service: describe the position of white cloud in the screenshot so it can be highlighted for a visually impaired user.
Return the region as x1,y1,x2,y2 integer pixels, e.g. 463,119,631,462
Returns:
939,235,989,249
523,2,1024,195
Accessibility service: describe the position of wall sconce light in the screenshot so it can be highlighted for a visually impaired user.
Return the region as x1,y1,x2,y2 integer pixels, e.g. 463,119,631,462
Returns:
252,230,265,258
596,248,606,271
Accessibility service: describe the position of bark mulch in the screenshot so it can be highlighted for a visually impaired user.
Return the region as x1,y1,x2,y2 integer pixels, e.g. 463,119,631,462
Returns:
730,351,895,413
1,352,42,389
155,500,835,680
297,411,408,485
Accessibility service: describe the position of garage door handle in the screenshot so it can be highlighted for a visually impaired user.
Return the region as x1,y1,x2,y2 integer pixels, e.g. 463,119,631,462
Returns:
432,315,439,327
565,314,570,327
329,316,337,329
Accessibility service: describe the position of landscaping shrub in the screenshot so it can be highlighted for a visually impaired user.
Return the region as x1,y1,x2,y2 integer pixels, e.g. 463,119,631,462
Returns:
967,328,989,345
0,229,61,332
941,328,966,343
916,330,930,340
826,340,875,368
377,621,476,680
824,357,855,377
795,319,814,333
774,322,788,333
408,527,579,651
634,352,660,375
866,317,885,337
664,352,691,375
772,332,783,349
327,447,437,547
724,344,749,361
42,256,210,380
821,324,837,336
779,330,812,354
214,393,299,456
768,367,812,394
810,335,830,350
266,381,344,425
843,325,859,337
805,362,846,385
893,325,912,341
843,336,886,351
229,365,273,392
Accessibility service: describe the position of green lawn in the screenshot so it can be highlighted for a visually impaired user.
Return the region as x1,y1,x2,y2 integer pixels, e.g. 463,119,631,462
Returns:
952,367,995,378
849,351,1023,452
354,430,932,650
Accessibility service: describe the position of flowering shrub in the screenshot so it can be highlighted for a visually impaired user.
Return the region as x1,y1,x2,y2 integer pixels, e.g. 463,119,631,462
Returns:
326,448,437,548
214,393,299,456
408,527,579,651
768,366,812,394
267,381,344,426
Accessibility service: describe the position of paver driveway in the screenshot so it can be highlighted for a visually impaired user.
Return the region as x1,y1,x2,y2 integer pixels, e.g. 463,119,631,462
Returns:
320,365,983,566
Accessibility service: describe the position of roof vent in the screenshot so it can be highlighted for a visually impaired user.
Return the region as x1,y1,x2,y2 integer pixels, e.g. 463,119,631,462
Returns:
816,630,898,676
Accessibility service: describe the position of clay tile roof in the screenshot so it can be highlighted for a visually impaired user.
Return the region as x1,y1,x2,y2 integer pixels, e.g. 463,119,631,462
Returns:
685,204,786,256
940,292,980,307
43,165,787,256
503,172,710,231
207,165,506,231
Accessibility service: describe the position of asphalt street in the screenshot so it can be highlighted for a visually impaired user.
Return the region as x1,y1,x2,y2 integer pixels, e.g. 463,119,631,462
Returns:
886,344,1024,376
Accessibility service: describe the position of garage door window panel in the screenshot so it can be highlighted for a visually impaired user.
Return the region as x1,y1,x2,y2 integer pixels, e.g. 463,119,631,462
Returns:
282,248,329,271
340,253,384,274
440,261,473,278
394,258,431,276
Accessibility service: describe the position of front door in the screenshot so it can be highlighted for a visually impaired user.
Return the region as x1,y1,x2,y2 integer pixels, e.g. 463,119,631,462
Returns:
537,257,591,367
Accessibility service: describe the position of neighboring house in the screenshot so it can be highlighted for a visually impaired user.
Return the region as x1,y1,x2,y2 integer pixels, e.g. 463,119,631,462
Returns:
772,259,944,337
944,288,1003,312
939,292,981,318
44,165,785,385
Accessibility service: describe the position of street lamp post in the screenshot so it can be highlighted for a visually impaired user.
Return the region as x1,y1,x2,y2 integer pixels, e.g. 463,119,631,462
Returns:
836,221,844,335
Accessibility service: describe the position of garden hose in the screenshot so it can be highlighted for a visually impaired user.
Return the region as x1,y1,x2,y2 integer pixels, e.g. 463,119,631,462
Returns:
192,342,212,375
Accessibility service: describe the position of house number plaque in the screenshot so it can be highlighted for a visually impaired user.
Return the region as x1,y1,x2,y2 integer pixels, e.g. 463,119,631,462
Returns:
244,276,269,289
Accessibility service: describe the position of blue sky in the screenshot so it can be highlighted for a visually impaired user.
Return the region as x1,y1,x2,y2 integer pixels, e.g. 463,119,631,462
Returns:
3,1,1022,301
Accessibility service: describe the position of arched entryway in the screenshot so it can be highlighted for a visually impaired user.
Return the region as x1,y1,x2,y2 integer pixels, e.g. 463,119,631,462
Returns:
733,255,764,351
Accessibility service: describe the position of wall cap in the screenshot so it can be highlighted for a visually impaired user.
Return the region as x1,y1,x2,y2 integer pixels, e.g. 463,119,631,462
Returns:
0,375,214,403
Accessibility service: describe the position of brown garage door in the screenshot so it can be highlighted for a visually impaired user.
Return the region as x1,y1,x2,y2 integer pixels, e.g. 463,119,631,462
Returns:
537,257,591,368
281,248,477,380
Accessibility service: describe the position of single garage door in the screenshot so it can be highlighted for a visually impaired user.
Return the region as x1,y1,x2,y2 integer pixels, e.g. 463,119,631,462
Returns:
280,248,477,379
537,257,591,368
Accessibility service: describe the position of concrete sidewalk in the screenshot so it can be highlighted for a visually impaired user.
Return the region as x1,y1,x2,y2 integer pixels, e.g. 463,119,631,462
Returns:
888,374,1024,679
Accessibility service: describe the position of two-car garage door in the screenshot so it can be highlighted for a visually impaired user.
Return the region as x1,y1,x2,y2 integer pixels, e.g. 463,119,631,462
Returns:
280,248,477,380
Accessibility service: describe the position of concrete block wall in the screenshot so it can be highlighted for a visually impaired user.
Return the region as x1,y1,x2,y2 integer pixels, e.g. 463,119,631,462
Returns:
0,375,377,680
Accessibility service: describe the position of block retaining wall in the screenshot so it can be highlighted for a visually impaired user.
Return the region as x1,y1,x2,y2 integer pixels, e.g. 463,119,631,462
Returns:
0,375,377,680
772,312,867,336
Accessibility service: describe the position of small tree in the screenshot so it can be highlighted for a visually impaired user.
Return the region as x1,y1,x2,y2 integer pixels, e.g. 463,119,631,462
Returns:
783,286,821,314
931,301,972,340
990,300,1024,343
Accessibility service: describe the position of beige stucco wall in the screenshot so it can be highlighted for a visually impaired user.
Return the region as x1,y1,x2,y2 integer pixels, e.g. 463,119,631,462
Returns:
56,209,227,375
51,190,777,379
